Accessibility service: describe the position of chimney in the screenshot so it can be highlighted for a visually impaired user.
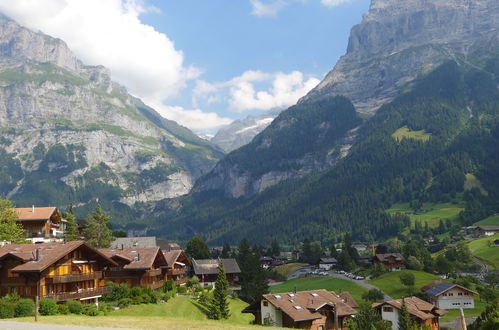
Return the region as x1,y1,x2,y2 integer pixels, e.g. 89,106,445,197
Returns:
32,205,35,213
35,248,40,261
137,252,140,261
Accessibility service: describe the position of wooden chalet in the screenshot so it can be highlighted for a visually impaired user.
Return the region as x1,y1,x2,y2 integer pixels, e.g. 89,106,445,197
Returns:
373,296,446,330
373,253,405,271
242,289,358,329
423,281,477,309
163,249,190,286
192,258,241,290
100,247,167,289
0,241,116,303
15,207,64,243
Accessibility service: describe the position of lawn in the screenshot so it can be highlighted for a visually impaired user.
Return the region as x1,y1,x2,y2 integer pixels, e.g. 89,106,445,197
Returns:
440,299,487,323
468,233,499,270
368,270,440,299
474,215,499,226
387,202,464,229
273,263,307,277
392,126,431,142
270,276,368,303
15,296,262,329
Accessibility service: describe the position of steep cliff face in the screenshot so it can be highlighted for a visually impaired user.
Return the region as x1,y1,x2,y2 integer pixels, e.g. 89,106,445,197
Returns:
0,15,223,222
302,0,499,113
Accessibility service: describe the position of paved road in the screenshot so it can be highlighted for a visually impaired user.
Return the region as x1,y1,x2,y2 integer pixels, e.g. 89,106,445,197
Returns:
0,321,138,330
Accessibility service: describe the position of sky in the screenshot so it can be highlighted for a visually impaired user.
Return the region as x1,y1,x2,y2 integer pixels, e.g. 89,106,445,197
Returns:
0,0,369,134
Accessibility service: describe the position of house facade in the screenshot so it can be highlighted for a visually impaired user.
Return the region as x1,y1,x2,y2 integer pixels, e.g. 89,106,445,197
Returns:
424,282,477,309
192,258,241,290
243,289,358,329
373,253,405,271
0,241,116,303
163,249,190,286
373,297,446,330
318,258,337,271
15,207,65,243
100,247,167,289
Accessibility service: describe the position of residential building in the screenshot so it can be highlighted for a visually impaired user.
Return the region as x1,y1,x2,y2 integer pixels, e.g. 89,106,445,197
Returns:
242,289,358,329
373,296,446,330
110,236,157,249
15,207,64,243
423,282,477,309
191,258,241,290
463,225,499,237
373,253,405,271
100,247,167,290
318,258,337,271
0,241,116,303
163,249,190,286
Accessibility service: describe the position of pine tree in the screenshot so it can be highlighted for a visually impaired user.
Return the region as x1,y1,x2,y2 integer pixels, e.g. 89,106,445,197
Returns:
64,206,80,241
0,199,25,243
208,264,230,320
270,237,280,257
221,243,231,258
398,303,412,330
83,205,114,248
237,239,269,302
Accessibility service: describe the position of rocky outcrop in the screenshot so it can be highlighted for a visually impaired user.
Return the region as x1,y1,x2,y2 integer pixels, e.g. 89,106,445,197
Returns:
0,14,222,213
302,0,499,114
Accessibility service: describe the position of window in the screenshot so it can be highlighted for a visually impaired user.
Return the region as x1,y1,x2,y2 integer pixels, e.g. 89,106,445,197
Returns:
458,293,463,296
383,307,393,312
318,326,324,330
293,306,303,310
263,301,268,307
448,293,453,296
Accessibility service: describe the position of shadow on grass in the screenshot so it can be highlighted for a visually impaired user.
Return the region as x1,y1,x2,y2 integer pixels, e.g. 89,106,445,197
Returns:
190,299,210,316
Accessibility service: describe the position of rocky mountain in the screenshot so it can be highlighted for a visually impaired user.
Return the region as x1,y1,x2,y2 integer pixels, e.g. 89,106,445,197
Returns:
211,110,279,153
302,0,499,114
0,14,223,225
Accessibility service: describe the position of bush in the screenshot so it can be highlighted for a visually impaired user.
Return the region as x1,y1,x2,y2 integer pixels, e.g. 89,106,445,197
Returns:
99,302,112,315
15,299,35,317
177,286,188,294
130,287,142,298
57,304,69,315
117,298,133,309
362,289,385,302
67,300,83,314
132,295,144,305
102,282,130,302
187,276,200,287
149,291,161,304
39,298,58,316
0,301,15,319
82,304,98,316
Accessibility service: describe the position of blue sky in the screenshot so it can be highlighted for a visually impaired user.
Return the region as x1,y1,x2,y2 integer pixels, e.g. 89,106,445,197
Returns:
0,0,369,133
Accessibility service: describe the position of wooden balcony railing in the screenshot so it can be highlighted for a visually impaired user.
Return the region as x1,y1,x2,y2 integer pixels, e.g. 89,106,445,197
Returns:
47,271,103,284
0,277,28,286
46,286,112,302
145,269,162,277
148,280,165,290
169,268,185,276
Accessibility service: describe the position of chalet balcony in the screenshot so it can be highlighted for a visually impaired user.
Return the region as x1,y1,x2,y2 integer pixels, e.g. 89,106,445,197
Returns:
0,277,28,286
145,269,162,277
174,277,188,286
169,268,185,276
47,271,103,284
46,286,112,302
148,280,165,290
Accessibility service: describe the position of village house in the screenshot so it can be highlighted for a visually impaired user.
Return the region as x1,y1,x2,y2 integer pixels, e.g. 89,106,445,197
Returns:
14,206,65,243
0,241,116,303
423,281,477,309
99,246,167,290
463,225,499,237
372,253,405,271
191,258,241,290
373,296,446,330
318,258,337,271
163,249,190,286
242,289,358,329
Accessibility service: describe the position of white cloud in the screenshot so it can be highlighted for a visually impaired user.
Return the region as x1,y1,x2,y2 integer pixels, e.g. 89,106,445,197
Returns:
320,0,355,7
0,0,234,131
195,70,320,113
250,0,288,17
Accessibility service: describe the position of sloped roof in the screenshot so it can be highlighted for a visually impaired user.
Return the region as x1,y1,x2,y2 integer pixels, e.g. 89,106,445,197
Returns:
374,296,446,321
337,291,359,308
320,257,337,263
0,241,117,272
15,207,59,222
162,249,190,267
425,282,478,296
476,226,499,231
100,247,167,270
110,237,157,249
192,258,241,275
375,253,405,262
254,290,357,322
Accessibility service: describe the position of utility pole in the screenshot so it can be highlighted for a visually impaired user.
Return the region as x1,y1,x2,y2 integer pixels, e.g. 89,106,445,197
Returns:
35,276,40,322
333,303,339,330
460,308,467,330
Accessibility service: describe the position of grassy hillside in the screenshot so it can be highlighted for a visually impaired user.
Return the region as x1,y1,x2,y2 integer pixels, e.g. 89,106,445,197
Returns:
387,202,464,228
392,126,431,142
272,263,307,277
468,233,499,270
474,215,499,226
270,276,368,303
368,270,440,298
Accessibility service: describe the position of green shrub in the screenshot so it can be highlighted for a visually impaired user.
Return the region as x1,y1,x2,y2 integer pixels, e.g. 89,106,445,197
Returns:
98,302,112,315
39,298,58,316
132,295,143,305
0,301,15,319
117,298,132,309
57,304,69,315
177,286,188,293
15,299,35,317
102,282,131,302
82,304,98,316
130,286,142,298
149,291,161,304
187,276,200,287
67,300,83,314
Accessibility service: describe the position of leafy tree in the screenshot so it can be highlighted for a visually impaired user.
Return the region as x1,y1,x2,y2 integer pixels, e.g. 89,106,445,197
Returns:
186,236,211,259
484,273,499,288
270,237,280,257
435,254,454,276
345,302,391,330
64,206,80,241
236,239,269,302
208,264,230,320
0,200,25,243
362,289,385,302
406,256,423,271
221,243,231,258
83,205,114,248
399,272,416,295
398,304,413,330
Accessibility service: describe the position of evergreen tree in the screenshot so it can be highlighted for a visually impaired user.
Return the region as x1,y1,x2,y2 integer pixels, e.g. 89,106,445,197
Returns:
345,302,391,330
208,264,230,320
337,249,355,271
186,236,211,259
398,303,412,330
221,243,231,258
83,205,114,248
301,238,312,263
0,199,25,243
64,206,80,241
270,237,280,257
237,239,269,302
